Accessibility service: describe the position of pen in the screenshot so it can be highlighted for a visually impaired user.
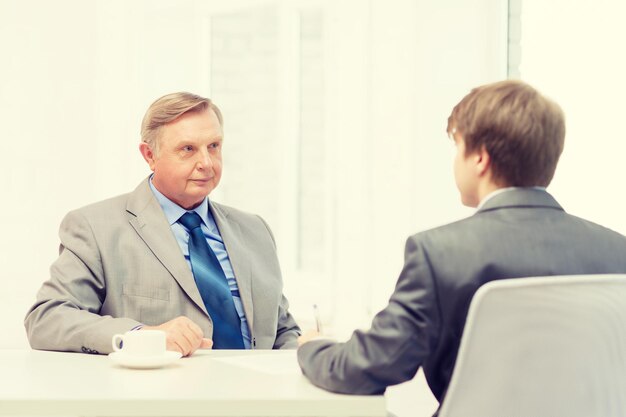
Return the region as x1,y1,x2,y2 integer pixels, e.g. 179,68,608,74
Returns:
313,304,322,334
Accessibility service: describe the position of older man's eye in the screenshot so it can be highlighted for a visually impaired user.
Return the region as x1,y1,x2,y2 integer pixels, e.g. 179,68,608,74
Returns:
183,145,193,152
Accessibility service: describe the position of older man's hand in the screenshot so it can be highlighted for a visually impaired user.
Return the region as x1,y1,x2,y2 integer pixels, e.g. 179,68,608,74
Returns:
142,316,213,356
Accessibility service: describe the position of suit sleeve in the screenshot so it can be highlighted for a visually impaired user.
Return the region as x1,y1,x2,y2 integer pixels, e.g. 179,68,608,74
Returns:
273,292,301,349
297,236,441,394
256,215,301,349
24,210,140,354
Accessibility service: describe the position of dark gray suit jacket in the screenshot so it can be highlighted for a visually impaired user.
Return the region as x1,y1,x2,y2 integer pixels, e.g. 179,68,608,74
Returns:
298,188,626,409
25,178,300,354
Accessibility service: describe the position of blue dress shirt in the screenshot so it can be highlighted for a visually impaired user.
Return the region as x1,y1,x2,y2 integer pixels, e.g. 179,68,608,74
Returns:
149,179,251,349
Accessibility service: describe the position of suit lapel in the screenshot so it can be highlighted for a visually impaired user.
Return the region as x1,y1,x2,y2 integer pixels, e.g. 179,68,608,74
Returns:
126,179,208,315
210,202,254,332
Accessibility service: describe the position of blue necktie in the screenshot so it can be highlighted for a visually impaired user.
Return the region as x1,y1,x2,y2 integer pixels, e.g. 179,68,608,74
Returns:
178,212,244,349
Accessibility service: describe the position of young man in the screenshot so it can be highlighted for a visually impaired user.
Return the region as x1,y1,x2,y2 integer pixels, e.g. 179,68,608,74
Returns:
297,80,626,410
25,92,300,355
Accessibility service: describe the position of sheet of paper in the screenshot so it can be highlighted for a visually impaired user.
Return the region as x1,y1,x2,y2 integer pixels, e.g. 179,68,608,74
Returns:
212,353,301,375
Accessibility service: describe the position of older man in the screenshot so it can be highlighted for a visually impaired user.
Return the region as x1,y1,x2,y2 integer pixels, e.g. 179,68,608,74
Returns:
297,80,626,411
25,92,300,355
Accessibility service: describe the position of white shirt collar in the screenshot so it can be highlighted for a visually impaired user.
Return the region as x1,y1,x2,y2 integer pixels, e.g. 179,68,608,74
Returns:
148,175,211,227
476,186,546,211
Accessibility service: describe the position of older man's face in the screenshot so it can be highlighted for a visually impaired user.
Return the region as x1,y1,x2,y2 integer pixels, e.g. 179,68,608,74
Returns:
142,108,223,209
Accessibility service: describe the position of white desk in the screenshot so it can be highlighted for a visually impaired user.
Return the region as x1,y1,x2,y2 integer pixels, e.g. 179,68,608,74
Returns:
0,349,386,417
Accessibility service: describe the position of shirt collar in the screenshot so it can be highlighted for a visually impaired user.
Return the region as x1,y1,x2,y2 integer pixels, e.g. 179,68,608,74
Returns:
476,186,546,211
148,176,211,228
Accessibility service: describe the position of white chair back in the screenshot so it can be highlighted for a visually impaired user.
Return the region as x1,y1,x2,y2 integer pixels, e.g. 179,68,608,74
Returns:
438,274,626,417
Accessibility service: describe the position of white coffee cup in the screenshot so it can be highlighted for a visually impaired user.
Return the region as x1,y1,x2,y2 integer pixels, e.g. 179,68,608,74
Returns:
111,330,166,356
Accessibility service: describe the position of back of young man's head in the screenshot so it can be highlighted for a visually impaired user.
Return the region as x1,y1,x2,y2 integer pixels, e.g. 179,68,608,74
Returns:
447,80,565,187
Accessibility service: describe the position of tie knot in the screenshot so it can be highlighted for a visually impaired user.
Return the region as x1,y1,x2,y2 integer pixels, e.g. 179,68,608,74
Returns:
179,212,203,231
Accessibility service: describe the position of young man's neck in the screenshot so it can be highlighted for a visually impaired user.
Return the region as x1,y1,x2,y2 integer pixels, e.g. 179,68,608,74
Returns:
476,181,504,204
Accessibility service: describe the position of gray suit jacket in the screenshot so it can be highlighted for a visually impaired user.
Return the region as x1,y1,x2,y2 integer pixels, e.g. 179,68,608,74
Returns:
298,188,626,410
25,178,300,354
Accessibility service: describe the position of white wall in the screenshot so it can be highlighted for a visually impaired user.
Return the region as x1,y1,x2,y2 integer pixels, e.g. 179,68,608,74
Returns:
0,0,507,354
0,0,209,347
519,0,626,237
329,0,508,333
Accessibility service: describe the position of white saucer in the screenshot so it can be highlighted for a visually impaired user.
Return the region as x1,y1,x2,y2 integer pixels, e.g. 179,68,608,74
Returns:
109,351,182,369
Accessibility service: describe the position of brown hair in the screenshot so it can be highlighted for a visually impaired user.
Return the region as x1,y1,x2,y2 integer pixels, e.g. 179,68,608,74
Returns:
447,80,565,187
140,92,223,154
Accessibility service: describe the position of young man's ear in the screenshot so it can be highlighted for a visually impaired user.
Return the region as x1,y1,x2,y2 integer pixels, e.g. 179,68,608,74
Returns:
139,142,157,171
474,145,491,177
